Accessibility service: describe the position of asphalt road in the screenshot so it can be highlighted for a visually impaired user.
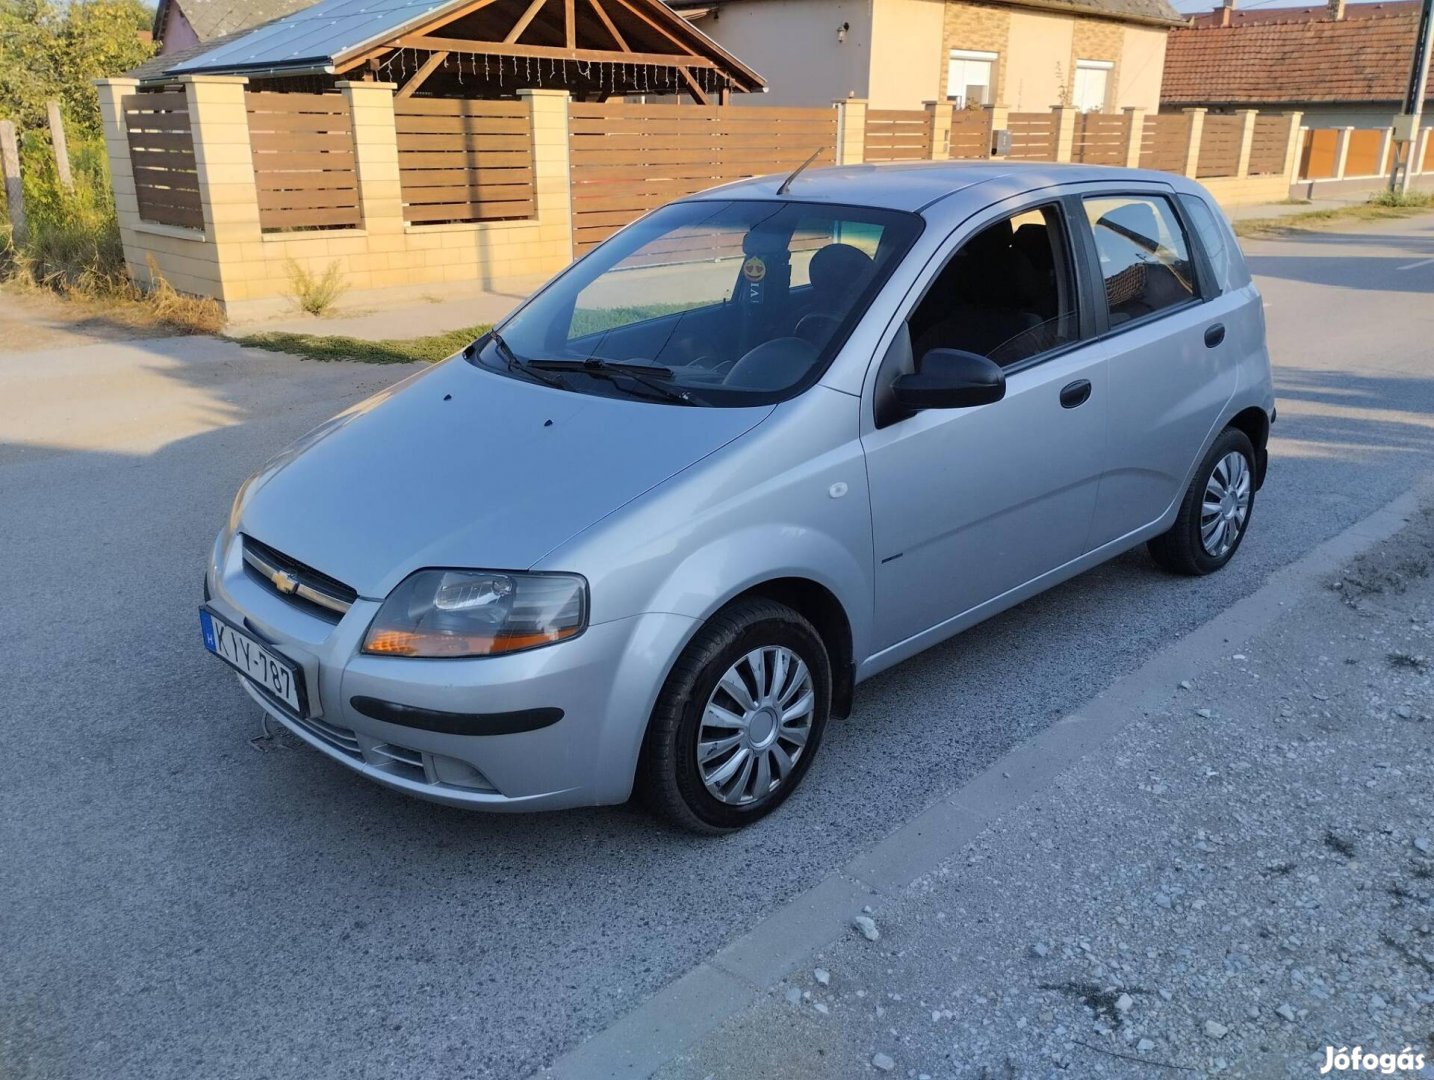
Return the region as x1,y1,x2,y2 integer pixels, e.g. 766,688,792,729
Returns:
3,214,1433,1080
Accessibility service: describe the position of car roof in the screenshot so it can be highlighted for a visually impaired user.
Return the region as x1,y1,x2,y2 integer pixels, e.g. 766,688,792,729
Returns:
687,161,1185,215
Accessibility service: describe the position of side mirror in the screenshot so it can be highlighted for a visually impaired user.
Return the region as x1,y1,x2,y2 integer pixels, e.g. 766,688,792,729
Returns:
891,349,1006,411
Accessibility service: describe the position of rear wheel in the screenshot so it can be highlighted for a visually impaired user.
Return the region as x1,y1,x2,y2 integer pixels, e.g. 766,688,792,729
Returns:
637,598,831,833
1148,427,1256,576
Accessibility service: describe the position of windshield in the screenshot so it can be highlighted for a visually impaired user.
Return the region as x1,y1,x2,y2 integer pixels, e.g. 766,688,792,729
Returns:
478,200,921,406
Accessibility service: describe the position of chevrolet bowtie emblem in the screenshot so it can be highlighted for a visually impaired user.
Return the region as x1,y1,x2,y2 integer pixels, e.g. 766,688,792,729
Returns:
270,569,300,595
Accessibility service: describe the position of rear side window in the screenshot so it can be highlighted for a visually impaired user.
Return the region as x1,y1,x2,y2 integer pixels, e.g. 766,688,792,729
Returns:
1083,195,1197,326
1179,193,1252,293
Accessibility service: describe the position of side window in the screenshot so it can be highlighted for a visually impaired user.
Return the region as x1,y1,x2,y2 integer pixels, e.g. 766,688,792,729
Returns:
906,204,1079,369
1083,195,1197,326
1179,193,1252,293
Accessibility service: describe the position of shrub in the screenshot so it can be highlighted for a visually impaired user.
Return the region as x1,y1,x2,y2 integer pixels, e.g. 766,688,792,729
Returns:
286,258,349,316
1367,189,1434,209
6,134,128,293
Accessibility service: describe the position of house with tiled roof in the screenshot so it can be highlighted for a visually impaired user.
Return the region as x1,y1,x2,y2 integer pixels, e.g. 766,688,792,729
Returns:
666,0,1185,112
152,0,318,55
1163,0,1432,129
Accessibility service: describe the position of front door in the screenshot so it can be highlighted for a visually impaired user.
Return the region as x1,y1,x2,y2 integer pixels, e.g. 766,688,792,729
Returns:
862,200,1109,651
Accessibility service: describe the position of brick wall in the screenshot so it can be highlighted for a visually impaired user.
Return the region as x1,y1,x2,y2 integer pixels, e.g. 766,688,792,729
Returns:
941,2,1012,102
1070,20,1124,110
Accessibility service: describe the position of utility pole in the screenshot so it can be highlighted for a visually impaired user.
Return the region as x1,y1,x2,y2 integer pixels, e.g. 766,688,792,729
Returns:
1391,0,1433,193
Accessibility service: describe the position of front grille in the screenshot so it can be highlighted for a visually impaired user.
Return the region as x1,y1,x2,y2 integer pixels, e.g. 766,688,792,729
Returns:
242,536,357,620
369,742,427,783
294,714,363,758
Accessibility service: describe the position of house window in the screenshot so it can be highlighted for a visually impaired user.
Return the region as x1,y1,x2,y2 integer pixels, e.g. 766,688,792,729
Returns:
947,50,996,109
1073,59,1113,113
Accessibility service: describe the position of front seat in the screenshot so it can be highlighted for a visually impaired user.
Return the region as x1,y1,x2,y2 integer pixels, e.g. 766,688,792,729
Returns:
912,221,1043,363
793,243,873,336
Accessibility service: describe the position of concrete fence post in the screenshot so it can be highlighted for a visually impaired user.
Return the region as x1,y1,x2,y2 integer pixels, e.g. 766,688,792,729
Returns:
835,99,867,165
518,88,574,265
1122,106,1145,168
1377,124,1395,176
925,100,951,160
180,74,261,301
1331,126,1354,180
1181,107,1207,179
94,78,141,274
338,81,403,234
1235,109,1259,178
1052,105,1076,163
46,101,73,191
1284,114,1306,182
0,120,25,243
986,104,1008,159
1416,127,1432,175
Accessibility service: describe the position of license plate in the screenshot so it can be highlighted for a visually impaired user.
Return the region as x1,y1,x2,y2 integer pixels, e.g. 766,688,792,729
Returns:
200,607,306,716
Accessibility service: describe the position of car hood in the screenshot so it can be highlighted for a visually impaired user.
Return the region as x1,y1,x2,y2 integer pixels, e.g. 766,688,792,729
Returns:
238,359,773,598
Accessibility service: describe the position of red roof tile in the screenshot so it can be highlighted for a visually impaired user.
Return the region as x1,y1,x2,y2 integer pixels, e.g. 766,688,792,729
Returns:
1162,8,1432,105
1188,0,1419,28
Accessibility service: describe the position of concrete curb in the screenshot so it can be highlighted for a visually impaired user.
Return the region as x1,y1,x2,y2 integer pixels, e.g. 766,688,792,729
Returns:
533,476,1433,1080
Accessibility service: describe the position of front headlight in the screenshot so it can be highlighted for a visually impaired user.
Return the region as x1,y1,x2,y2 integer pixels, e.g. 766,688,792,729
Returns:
362,570,588,658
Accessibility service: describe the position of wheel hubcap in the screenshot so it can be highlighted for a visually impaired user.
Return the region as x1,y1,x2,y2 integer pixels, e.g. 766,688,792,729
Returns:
1200,451,1251,559
697,646,814,806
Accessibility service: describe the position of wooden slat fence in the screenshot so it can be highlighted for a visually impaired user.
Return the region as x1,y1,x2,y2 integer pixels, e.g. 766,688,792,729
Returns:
1196,114,1243,178
123,92,202,230
1248,114,1291,176
864,109,932,162
948,108,992,160
1298,128,1339,180
1343,128,1386,177
246,92,361,232
1005,112,1057,161
394,99,535,225
1425,132,1434,172
1071,112,1128,165
1139,113,1189,173
566,102,837,255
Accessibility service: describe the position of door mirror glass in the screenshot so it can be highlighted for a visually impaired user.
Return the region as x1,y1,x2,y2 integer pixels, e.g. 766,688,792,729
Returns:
892,349,1006,411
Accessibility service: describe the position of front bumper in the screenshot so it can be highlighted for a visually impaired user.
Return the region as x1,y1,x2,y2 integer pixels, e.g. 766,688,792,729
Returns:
206,534,695,811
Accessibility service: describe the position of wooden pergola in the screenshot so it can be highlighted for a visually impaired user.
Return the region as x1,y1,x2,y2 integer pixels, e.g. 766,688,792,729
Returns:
332,0,765,104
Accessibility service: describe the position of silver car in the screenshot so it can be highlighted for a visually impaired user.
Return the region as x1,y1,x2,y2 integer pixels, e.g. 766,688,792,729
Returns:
202,162,1272,832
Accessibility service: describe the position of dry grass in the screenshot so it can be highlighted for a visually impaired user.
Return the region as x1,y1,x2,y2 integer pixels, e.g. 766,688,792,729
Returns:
1234,191,1434,238
231,325,490,365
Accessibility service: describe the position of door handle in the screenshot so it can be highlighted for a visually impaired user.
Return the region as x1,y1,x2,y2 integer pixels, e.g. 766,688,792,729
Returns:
1059,379,1092,409
1204,323,1226,348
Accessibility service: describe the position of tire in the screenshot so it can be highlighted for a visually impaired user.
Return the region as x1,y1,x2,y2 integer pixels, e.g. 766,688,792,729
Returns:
1148,427,1257,576
637,597,832,833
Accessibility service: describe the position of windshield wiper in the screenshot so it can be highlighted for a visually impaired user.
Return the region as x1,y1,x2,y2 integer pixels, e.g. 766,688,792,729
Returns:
527,358,700,406
468,331,568,390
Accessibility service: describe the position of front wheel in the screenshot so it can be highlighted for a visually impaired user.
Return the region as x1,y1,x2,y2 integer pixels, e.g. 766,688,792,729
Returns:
1148,427,1256,576
637,598,832,833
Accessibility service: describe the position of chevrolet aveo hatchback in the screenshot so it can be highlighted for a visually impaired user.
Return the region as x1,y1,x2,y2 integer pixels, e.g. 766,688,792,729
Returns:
202,162,1273,832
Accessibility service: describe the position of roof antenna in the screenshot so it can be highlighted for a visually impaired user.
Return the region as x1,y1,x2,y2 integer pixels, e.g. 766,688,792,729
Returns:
777,148,824,196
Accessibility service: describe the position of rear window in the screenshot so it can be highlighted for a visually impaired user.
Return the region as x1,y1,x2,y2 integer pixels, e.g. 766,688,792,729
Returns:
1083,195,1197,326
1180,193,1252,293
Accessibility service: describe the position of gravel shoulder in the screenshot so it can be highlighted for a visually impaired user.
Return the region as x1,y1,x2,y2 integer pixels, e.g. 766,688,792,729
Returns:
655,508,1434,1080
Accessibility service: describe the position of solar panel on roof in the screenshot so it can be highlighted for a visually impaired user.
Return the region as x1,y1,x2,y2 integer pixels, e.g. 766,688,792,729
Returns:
169,0,460,75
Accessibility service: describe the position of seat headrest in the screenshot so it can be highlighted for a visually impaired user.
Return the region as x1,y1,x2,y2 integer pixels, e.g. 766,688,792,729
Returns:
809,243,874,296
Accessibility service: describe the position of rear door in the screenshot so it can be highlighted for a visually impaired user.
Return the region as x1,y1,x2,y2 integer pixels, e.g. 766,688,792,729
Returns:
1073,185,1238,549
